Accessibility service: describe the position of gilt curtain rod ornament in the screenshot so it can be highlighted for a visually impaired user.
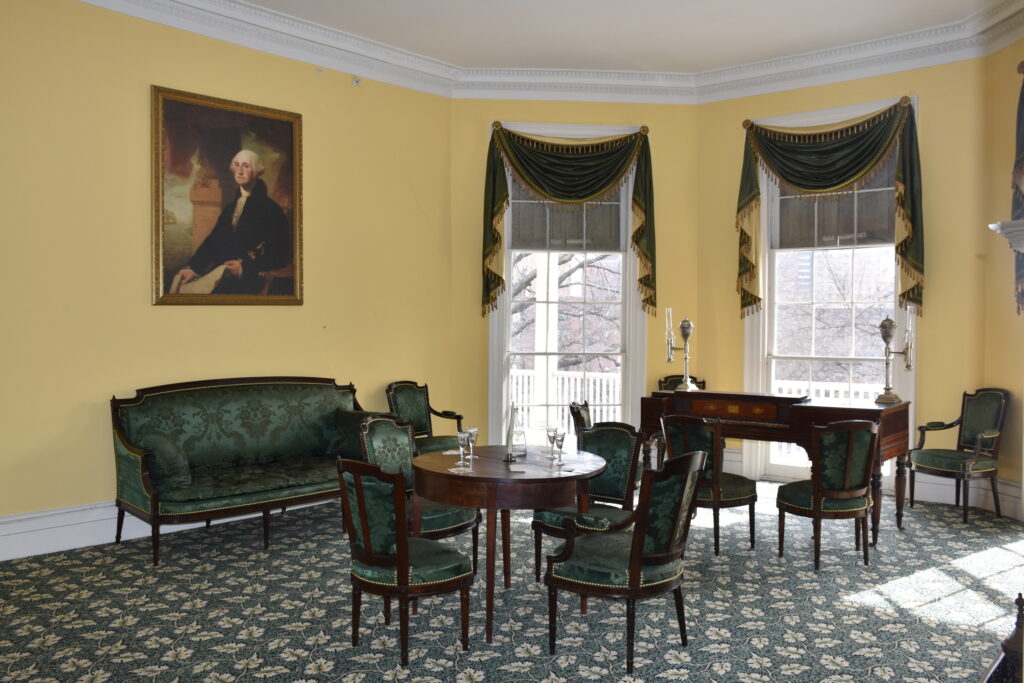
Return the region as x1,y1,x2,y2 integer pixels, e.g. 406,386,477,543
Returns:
735,97,924,318
482,122,656,316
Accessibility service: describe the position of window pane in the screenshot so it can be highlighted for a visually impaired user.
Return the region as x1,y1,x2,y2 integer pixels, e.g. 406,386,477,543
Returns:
585,253,622,302
510,201,547,249
510,252,538,302
510,302,537,352
817,194,855,246
813,304,852,357
584,304,621,353
854,303,892,358
772,359,810,396
857,189,895,245
811,360,850,398
586,203,620,250
813,250,852,302
851,361,886,400
774,251,812,302
583,353,623,374
557,253,585,302
852,247,894,302
775,303,813,355
509,354,541,409
557,303,584,352
778,196,815,249
550,208,583,249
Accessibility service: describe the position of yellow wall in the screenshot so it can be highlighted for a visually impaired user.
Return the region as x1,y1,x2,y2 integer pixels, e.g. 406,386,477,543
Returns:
2,0,1021,516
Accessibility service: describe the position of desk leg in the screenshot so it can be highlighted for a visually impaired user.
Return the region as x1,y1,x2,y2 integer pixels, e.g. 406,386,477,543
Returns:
485,507,497,644
894,454,907,530
501,510,512,589
870,471,882,547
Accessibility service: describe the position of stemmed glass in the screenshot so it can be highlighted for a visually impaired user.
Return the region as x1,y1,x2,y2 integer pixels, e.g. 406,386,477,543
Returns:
449,431,472,473
553,428,566,465
465,427,479,459
545,425,558,458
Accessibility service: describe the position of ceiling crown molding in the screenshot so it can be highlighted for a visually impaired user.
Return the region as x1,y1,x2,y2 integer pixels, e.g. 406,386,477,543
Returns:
82,0,1024,104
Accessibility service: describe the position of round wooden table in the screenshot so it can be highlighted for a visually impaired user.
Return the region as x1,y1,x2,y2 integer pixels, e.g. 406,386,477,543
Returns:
413,445,606,642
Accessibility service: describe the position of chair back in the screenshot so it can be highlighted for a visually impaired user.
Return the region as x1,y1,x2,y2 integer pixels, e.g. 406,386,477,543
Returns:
956,388,1010,457
657,375,707,391
809,420,879,502
569,401,592,435
629,449,705,579
338,459,409,579
577,422,642,509
386,381,433,437
359,415,418,489
660,414,720,483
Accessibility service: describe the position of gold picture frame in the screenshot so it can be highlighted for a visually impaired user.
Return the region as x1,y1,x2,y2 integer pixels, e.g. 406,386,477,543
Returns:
152,86,302,304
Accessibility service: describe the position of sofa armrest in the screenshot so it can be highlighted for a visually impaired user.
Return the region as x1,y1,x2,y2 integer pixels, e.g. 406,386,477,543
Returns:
113,430,154,515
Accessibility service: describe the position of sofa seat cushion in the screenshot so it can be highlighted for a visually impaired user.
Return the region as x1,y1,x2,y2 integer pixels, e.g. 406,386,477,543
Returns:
418,499,477,535
777,479,869,513
415,435,459,455
551,530,682,588
352,537,472,586
910,449,997,473
161,459,337,504
534,503,633,532
696,472,757,503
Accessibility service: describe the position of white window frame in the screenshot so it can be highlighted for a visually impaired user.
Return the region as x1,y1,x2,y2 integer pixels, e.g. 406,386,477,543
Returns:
742,98,917,485
487,123,647,444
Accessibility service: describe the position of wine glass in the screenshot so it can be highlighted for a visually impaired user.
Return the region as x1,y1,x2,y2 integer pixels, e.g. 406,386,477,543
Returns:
466,427,479,459
449,431,472,473
545,425,558,458
553,429,566,464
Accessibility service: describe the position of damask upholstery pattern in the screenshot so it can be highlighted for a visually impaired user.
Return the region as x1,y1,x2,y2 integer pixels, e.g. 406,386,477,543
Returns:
578,425,638,501
645,463,701,555
352,537,473,586
341,470,398,556
550,531,682,588
387,385,431,435
818,428,873,491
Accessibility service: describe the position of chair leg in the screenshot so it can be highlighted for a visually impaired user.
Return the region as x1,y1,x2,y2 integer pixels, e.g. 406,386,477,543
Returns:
954,479,961,507
205,520,211,528
855,518,860,551
534,528,542,582
581,596,587,615
812,517,821,571
349,588,361,647
399,597,409,667
991,476,1003,517
115,508,125,543
778,510,785,557
712,507,721,556
909,466,916,508
151,520,161,567
472,522,479,574
412,598,418,615
626,598,636,674
460,586,470,651
748,501,756,550
262,509,270,550
962,477,970,524
548,585,557,655
384,597,391,624
673,586,688,646
862,515,869,566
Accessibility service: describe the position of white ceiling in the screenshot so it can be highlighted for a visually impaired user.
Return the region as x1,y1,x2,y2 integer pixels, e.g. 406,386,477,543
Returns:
86,0,1024,102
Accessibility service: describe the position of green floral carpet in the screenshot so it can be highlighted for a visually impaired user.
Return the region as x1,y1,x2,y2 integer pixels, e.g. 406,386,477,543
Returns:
1,487,1021,682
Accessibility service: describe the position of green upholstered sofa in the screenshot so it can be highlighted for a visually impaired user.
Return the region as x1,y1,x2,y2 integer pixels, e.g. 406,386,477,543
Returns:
111,376,377,565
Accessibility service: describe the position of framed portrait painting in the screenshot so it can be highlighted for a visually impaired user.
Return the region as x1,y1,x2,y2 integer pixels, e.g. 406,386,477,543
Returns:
152,86,302,304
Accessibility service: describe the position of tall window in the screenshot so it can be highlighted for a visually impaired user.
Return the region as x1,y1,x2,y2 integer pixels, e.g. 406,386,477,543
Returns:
487,125,645,447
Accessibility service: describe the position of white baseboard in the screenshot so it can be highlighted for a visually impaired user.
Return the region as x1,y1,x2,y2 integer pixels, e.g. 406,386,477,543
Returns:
0,500,333,563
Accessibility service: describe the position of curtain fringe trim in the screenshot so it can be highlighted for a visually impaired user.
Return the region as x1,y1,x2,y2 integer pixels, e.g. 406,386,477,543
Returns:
631,201,657,315
482,199,509,316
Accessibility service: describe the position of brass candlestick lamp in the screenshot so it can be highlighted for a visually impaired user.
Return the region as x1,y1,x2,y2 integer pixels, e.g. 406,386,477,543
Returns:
875,316,913,404
665,308,700,392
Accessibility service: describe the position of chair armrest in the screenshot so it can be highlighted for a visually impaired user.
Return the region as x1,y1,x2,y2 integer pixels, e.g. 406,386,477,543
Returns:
965,431,1001,465
547,518,581,564
112,431,154,514
431,408,464,432
915,419,959,450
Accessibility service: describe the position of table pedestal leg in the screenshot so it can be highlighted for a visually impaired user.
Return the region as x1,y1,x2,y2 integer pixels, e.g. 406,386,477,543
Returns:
894,454,907,530
485,507,497,644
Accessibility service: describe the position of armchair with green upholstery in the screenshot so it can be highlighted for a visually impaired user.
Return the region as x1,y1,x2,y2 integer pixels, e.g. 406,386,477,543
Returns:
337,459,473,666
531,421,643,580
385,380,463,454
662,414,756,555
358,415,480,569
545,447,706,674
777,420,879,570
909,388,1010,523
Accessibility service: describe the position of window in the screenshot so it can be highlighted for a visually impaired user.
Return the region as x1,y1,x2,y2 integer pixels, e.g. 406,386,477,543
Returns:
487,125,646,447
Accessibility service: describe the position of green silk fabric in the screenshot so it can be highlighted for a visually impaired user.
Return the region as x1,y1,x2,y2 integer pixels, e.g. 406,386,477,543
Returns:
777,480,869,513
361,417,418,490
577,425,639,502
645,466,700,555
386,384,431,435
1013,72,1024,313
736,99,924,316
960,390,1007,452
696,472,757,503
482,124,656,314
533,503,633,533
551,530,682,588
160,459,337,503
352,537,472,587
818,428,874,491
910,450,997,473
342,470,399,556
663,421,714,477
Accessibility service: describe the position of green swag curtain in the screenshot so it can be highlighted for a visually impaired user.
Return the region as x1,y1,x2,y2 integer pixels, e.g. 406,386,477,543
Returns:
482,122,656,315
1012,64,1024,313
735,97,924,317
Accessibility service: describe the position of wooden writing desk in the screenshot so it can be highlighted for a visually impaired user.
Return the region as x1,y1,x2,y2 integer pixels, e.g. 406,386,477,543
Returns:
640,390,911,545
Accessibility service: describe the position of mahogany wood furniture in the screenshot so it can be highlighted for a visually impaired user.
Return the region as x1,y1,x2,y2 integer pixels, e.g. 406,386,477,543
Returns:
641,390,910,545
413,445,605,643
